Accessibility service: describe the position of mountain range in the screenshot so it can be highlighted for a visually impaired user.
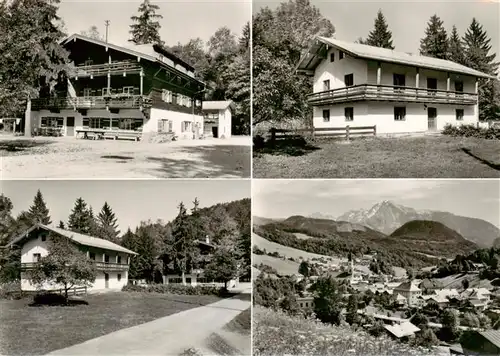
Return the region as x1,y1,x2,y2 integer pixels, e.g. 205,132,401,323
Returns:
331,200,500,247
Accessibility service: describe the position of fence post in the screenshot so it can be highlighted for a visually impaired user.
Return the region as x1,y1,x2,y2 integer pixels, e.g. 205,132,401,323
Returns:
346,125,350,141
270,128,276,146
373,125,377,136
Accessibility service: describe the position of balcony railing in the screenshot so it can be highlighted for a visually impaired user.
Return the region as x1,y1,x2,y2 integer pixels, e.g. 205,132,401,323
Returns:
74,60,142,78
308,84,478,106
31,94,152,111
21,261,129,271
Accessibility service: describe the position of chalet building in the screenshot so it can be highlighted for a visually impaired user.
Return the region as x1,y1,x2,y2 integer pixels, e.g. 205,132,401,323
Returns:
393,280,422,307
9,224,137,292
162,237,239,288
201,101,234,139
25,34,210,140
296,295,315,312
296,37,496,135
460,330,500,356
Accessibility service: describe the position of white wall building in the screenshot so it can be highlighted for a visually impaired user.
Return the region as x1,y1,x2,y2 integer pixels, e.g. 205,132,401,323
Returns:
9,224,137,292
201,101,234,139
296,37,495,135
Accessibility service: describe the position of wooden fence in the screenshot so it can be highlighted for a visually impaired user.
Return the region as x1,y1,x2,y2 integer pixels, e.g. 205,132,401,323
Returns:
269,125,376,142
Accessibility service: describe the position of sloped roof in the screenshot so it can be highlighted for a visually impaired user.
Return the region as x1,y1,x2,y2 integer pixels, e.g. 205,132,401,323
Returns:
480,330,500,349
384,321,420,338
10,223,137,255
297,36,495,79
395,281,421,292
396,293,407,301
202,101,235,111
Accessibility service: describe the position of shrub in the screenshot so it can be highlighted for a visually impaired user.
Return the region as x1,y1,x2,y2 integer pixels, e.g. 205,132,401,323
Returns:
253,135,265,149
0,281,22,300
122,283,226,297
32,292,67,305
442,123,500,139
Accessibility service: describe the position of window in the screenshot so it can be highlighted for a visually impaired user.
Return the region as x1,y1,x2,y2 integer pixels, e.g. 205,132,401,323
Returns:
117,256,122,264
322,109,330,122
345,107,354,121
83,88,92,98
33,253,41,262
158,119,173,133
117,274,122,282
456,109,464,121
122,86,135,95
323,80,330,91
181,121,192,132
104,254,110,263
89,252,95,260
427,78,437,90
330,52,335,62
40,117,63,128
455,81,464,95
300,302,303,308
339,51,344,60
162,89,173,103
41,234,46,242
345,74,354,87
393,74,406,89
394,107,406,121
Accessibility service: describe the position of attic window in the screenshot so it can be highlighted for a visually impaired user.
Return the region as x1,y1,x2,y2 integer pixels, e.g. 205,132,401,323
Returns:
339,51,344,60
41,234,46,242
330,53,335,62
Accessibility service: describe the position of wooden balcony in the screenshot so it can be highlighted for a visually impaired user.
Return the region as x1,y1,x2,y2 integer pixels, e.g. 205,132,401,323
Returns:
31,94,152,111
74,60,142,78
308,84,478,106
21,261,129,271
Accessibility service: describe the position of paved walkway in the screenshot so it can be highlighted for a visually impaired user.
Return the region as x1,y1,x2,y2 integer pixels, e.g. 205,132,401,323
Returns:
47,296,250,356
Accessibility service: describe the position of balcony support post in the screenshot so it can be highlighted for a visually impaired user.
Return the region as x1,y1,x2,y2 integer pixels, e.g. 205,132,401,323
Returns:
140,69,144,96
475,78,479,94
415,68,420,98
376,62,381,89
107,73,111,95
446,73,450,96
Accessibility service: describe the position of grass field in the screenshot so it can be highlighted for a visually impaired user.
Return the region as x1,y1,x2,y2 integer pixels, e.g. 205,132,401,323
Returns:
253,233,337,262
253,136,500,178
0,291,221,355
253,307,447,356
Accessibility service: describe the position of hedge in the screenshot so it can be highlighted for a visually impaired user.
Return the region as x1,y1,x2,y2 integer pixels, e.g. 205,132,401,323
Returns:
122,283,227,296
442,124,500,139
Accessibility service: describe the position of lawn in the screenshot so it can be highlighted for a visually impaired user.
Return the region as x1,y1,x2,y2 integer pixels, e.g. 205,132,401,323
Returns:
253,307,447,356
0,291,221,355
253,136,500,178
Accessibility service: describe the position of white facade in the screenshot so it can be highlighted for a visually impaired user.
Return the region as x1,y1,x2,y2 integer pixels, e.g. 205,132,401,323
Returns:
311,46,480,134
19,230,132,292
28,107,204,140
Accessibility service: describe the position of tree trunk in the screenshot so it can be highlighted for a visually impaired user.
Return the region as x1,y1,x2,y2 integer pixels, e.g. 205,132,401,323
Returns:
224,280,228,290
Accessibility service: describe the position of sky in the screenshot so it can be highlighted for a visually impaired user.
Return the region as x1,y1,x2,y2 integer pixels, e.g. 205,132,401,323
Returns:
252,179,500,227
254,0,500,58
2,179,251,233
58,0,251,48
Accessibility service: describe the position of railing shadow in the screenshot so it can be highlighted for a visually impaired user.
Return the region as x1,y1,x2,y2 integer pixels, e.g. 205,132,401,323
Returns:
462,148,500,171
253,136,320,157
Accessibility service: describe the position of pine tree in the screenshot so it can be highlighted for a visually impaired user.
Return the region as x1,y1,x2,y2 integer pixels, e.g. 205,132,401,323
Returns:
0,0,70,117
96,202,120,243
463,18,500,121
168,202,194,285
419,15,448,59
364,10,395,49
67,198,94,235
57,220,65,229
448,25,465,65
121,228,139,278
129,0,164,45
27,190,51,225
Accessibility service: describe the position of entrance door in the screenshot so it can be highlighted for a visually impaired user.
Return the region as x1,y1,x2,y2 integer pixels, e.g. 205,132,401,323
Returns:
212,126,218,138
104,273,109,289
66,117,75,136
428,107,437,131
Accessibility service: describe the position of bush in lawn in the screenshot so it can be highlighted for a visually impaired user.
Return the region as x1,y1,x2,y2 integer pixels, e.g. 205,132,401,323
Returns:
122,283,224,296
32,292,67,306
0,281,23,300
442,123,500,139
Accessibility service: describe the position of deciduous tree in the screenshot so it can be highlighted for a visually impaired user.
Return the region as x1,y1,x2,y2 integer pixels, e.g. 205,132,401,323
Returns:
80,25,103,41
30,233,96,302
